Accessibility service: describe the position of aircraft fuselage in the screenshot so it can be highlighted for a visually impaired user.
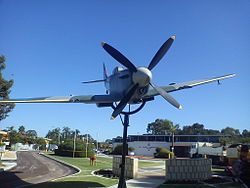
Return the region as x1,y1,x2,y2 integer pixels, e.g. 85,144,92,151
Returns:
106,67,150,103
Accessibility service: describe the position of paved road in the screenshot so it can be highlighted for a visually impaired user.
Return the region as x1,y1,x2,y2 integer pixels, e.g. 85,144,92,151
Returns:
0,151,77,188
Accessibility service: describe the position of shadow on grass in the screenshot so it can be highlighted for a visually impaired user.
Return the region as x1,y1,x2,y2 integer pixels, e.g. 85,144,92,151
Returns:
27,181,107,188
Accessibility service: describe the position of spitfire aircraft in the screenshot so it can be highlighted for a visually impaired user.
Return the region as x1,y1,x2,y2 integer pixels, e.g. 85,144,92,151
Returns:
0,36,235,119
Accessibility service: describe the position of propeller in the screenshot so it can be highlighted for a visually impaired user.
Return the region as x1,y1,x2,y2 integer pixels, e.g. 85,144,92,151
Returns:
149,83,182,109
111,84,139,119
102,35,182,119
102,42,137,72
148,35,175,70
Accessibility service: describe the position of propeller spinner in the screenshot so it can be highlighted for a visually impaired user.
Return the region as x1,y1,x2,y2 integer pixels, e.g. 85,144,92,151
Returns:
102,35,182,119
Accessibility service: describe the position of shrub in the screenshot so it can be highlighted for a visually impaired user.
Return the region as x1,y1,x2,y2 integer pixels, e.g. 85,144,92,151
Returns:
55,141,94,157
112,144,123,155
0,143,5,147
128,147,135,152
154,147,173,158
111,145,134,155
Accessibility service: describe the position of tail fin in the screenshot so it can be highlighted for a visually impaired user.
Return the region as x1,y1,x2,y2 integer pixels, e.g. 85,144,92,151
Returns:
82,63,108,84
103,63,109,94
103,63,108,80
82,63,109,94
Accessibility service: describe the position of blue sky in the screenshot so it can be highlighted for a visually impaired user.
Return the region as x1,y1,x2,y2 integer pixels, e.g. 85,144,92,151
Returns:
0,1,249,141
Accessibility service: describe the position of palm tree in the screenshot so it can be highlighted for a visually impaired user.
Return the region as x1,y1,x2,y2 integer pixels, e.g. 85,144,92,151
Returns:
18,125,25,135
62,126,71,139
169,124,179,155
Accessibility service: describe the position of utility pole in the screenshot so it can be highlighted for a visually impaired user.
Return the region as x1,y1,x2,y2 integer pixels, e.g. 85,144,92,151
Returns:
86,133,88,158
96,132,99,156
73,130,76,158
58,132,60,145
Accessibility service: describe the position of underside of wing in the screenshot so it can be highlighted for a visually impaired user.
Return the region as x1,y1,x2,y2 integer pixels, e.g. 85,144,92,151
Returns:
0,94,121,104
144,73,236,98
0,96,73,103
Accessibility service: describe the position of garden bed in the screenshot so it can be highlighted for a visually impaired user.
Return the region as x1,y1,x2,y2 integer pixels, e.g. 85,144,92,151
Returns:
94,169,118,178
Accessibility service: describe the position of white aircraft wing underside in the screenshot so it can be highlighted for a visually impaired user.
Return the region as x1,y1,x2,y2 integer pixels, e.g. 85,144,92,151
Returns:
143,73,236,98
0,95,121,104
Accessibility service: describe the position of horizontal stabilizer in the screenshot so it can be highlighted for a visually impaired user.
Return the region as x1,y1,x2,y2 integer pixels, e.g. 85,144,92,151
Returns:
82,79,105,84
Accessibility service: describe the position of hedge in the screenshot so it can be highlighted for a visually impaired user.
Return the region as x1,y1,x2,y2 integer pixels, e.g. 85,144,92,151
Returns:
54,149,94,157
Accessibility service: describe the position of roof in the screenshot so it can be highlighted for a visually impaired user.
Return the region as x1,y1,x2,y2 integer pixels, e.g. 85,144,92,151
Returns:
0,130,8,135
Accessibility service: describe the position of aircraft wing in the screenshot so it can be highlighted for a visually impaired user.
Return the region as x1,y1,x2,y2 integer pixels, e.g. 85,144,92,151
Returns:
143,73,236,98
0,95,121,104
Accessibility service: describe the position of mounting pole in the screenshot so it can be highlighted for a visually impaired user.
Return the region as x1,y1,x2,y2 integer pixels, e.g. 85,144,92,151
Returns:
112,101,146,188
118,113,129,188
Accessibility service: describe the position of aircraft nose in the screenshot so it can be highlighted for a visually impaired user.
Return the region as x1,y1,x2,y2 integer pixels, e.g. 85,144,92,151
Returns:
132,67,152,87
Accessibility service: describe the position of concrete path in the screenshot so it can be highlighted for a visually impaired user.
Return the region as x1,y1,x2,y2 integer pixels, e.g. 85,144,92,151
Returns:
108,176,165,188
0,150,18,172
108,164,165,188
1,150,17,161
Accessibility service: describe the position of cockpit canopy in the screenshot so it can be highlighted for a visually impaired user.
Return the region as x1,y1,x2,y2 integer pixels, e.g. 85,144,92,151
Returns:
112,67,124,74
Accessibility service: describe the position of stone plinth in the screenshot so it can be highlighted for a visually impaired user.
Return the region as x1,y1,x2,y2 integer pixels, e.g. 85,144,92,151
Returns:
165,158,212,181
112,156,138,178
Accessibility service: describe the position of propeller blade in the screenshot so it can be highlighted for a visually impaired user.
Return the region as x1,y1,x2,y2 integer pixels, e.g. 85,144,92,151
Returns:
148,35,176,70
150,82,182,109
102,42,137,72
111,84,139,119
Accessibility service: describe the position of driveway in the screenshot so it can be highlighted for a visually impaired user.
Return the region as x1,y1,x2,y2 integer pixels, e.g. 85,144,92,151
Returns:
0,151,77,188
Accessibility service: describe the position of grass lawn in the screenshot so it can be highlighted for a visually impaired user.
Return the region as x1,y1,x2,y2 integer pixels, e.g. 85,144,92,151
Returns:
138,160,165,168
25,154,244,188
25,153,166,188
212,167,228,176
26,153,118,188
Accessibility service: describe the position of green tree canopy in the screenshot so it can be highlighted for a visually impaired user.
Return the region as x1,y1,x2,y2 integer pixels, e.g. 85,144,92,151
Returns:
242,129,250,137
221,126,240,136
0,55,15,121
147,119,180,135
182,123,205,135
18,125,26,134
46,127,61,143
26,130,37,138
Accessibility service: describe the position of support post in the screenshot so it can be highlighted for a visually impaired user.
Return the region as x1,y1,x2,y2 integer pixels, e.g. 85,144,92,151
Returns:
171,132,174,154
118,114,129,188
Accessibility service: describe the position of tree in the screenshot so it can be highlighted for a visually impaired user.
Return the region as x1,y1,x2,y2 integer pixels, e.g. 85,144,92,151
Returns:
46,127,61,144
75,129,80,137
0,55,15,121
182,123,205,135
169,123,179,153
221,127,240,136
62,126,71,139
6,126,21,144
242,129,250,137
26,130,37,138
7,126,15,132
147,119,180,135
18,125,26,135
